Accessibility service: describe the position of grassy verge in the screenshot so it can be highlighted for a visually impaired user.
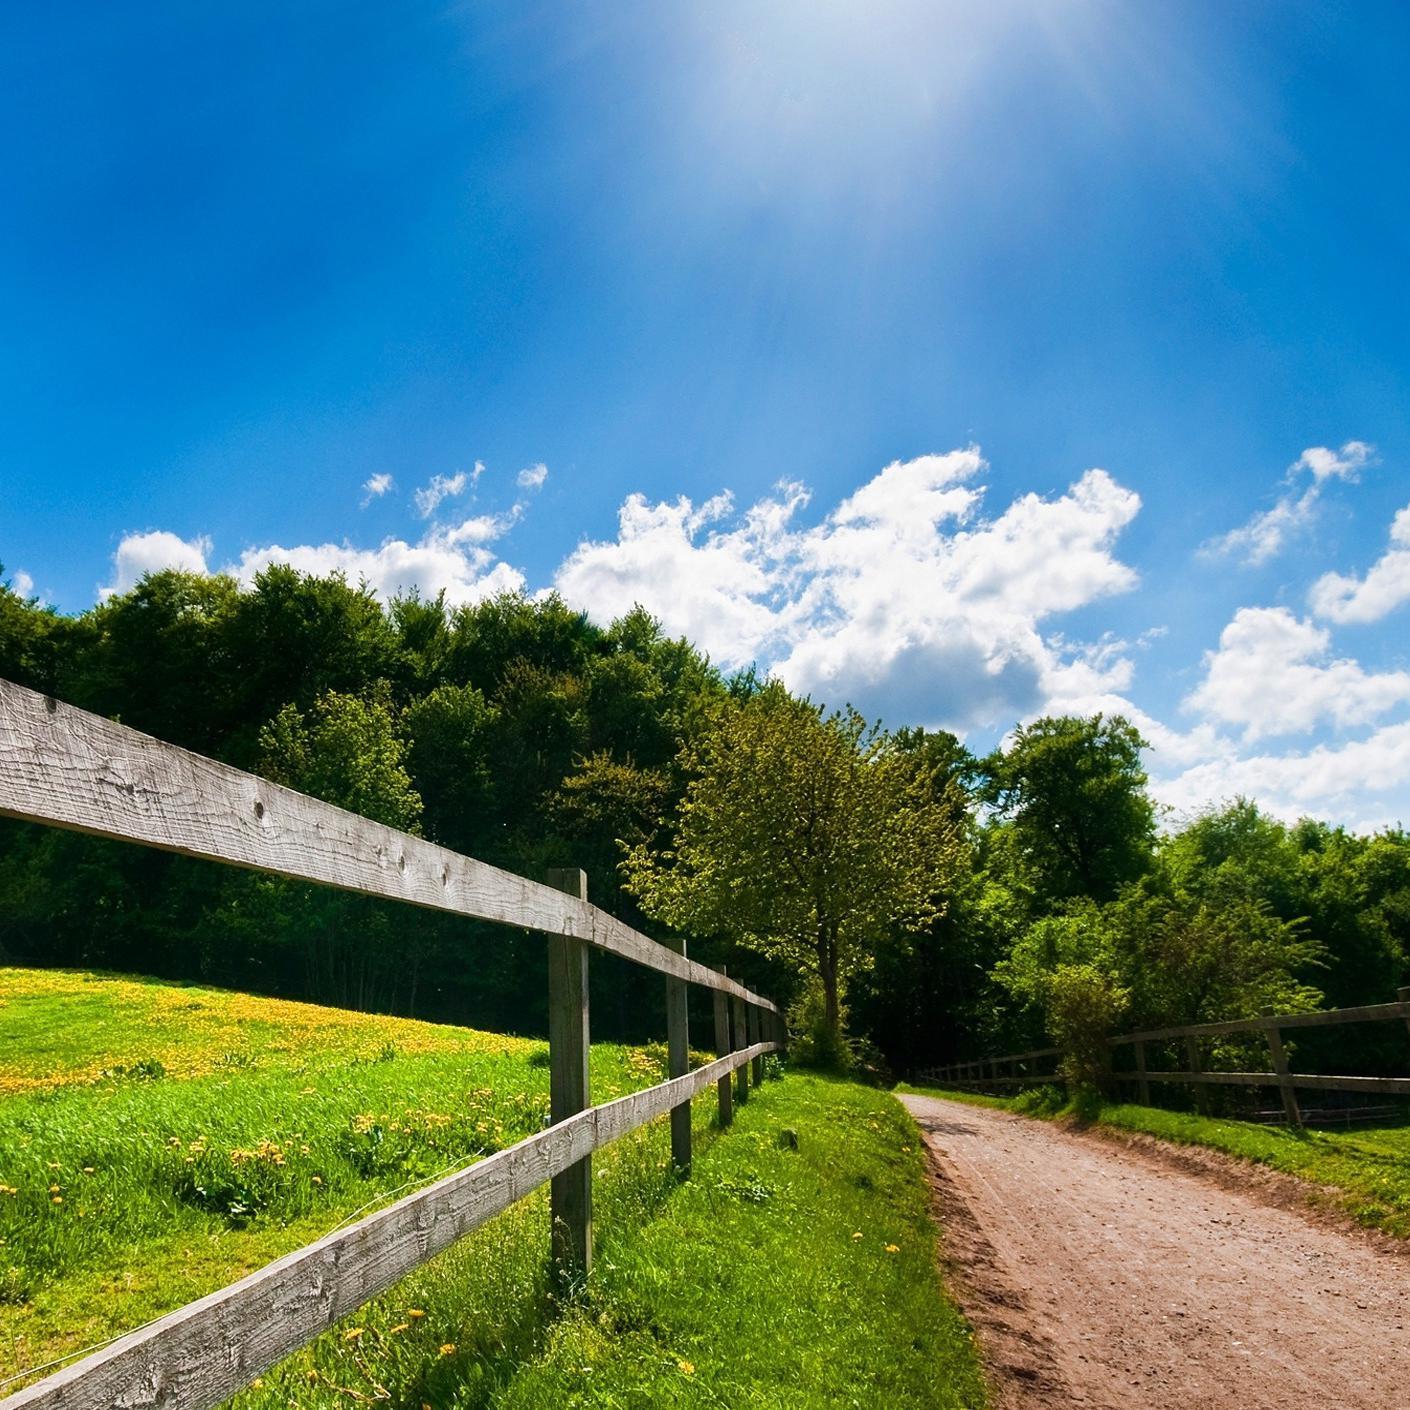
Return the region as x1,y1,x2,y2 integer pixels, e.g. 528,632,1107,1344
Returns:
490,1075,985,1410
3,969,986,1408
900,1081,1410,1239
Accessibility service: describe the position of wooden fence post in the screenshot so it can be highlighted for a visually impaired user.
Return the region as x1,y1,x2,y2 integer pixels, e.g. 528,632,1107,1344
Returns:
733,994,750,1103
664,935,691,1174
1399,987,1410,1045
1260,1006,1302,1127
1185,1035,1205,1114
750,1005,764,1086
546,867,592,1286
713,967,734,1127
1135,1040,1150,1106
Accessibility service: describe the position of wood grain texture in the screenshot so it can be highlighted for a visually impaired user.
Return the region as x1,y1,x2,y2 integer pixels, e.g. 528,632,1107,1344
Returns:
0,679,775,1011
663,936,690,1173
1261,1008,1303,1126
546,868,592,1280
1134,1040,1150,1107
732,996,749,1104
1,1041,779,1410
1142,1071,1410,1094
712,984,733,1128
1114,1001,1410,1044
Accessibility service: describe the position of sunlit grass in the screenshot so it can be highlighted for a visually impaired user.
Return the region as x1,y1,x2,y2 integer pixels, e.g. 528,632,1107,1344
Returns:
0,967,662,1386
224,1074,985,1410
0,966,531,1096
3,970,987,1408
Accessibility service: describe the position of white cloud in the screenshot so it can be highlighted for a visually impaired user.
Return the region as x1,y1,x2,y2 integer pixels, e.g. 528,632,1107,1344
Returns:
227,534,523,607
1155,722,1410,832
1308,502,1410,625
439,510,522,546
555,486,800,669
1203,440,1375,566
10,569,34,599
516,463,548,491
1183,606,1410,741
413,471,469,518
555,449,1143,731
102,531,212,598
1292,441,1375,482
102,507,526,611
360,473,395,506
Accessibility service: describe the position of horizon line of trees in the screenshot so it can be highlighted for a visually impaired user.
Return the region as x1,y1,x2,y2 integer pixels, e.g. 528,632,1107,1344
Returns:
1,562,1406,1081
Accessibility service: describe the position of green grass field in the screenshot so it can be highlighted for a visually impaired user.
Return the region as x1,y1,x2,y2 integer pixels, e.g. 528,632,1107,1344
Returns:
1,968,986,1408
902,1081,1410,1239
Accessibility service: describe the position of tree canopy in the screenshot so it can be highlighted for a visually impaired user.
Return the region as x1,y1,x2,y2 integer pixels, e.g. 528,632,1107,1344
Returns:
0,563,1405,1080
624,684,964,1059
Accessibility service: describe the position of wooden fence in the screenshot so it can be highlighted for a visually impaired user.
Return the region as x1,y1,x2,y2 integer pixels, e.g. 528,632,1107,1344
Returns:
918,990,1410,1127
0,677,783,1409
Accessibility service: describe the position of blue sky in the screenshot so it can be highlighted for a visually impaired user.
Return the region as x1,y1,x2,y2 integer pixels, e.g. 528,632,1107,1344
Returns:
3,1,1409,828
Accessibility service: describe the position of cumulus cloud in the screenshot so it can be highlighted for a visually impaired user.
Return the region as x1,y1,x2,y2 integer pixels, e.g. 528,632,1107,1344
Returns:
516,463,548,491
1203,440,1375,566
1183,606,1410,741
1308,502,1410,625
1156,722,1410,832
1293,441,1375,482
556,449,1143,731
227,535,523,607
102,506,526,610
360,473,395,506
102,531,212,598
9,569,35,599
413,471,469,518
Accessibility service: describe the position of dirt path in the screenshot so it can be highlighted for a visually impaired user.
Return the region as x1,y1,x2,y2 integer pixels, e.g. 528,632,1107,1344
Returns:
899,1094,1410,1410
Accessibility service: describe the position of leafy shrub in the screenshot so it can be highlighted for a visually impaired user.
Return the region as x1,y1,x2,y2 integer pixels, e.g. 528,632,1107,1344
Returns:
1046,963,1129,1093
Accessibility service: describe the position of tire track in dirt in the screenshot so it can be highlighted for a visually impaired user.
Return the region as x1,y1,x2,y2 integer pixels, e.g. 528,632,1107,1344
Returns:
899,1094,1410,1410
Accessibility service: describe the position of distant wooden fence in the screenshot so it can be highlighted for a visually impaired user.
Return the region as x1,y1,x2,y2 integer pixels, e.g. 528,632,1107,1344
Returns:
918,991,1410,1127
0,677,783,1409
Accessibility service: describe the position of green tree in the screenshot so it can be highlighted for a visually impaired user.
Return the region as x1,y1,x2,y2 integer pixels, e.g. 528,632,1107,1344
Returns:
403,683,498,855
624,683,963,1060
0,566,69,696
984,713,1156,905
258,683,422,833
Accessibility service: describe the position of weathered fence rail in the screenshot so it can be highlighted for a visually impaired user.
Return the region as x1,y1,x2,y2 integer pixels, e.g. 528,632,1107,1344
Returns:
0,677,783,1408
918,989,1410,1127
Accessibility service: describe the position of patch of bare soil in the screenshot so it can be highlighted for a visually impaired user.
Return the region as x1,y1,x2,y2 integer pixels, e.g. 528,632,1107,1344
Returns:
900,1094,1410,1410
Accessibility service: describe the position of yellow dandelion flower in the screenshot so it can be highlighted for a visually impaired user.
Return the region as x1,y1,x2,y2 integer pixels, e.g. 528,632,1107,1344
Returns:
51,1195,63,1204
407,1308,426,1318
252,1379,264,1390
884,1244,900,1254
439,1343,456,1356
311,1175,322,1185
678,1360,695,1375
83,1166,95,1173
851,1231,863,1241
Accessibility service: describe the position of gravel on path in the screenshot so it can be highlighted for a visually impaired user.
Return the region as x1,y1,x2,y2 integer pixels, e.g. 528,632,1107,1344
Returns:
899,1093,1410,1410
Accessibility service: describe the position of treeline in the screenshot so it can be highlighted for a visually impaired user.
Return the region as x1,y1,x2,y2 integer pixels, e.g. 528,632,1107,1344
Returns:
1,566,1407,1075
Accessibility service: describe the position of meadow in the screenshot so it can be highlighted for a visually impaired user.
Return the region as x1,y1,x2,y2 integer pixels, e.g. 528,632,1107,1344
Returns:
1,969,986,1408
